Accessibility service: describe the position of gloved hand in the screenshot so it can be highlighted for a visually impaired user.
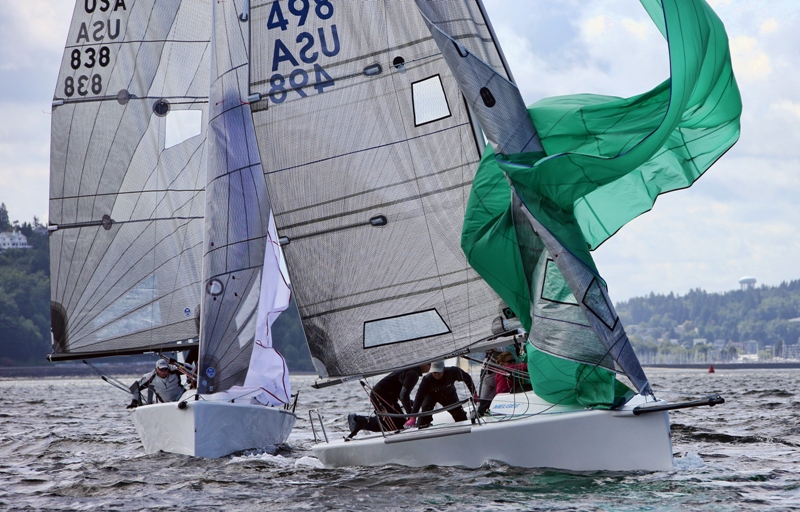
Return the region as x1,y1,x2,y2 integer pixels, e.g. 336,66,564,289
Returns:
404,418,416,429
126,399,138,409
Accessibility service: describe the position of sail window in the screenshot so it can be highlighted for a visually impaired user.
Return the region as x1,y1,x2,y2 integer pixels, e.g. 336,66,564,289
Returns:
363,309,450,348
412,75,451,126
95,303,163,341
93,274,162,340
582,278,618,330
165,110,203,149
540,260,578,306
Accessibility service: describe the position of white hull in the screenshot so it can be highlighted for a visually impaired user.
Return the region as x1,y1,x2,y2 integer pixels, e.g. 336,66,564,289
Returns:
130,396,296,458
312,392,673,471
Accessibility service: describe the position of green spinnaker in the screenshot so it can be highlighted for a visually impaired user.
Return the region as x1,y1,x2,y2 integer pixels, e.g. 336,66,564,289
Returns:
462,0,741,406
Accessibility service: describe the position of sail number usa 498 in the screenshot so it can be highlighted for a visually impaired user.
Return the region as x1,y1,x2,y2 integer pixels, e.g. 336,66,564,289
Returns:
266,0,339,104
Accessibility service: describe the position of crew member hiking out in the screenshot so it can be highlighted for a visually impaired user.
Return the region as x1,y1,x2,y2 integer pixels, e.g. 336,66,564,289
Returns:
127,359,184,408
347,363,431,437
405,361,477,429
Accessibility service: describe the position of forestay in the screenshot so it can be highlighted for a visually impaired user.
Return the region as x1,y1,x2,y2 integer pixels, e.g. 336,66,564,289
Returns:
49,0,211,360
248,0,508,378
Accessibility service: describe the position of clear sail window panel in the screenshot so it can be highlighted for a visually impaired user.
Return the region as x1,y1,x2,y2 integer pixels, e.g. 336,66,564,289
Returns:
364,309,451,348
165,110,203,149
541,260,578,305
93,274,159,328
94,303,163,341
582,279,618,330
412,75,451,126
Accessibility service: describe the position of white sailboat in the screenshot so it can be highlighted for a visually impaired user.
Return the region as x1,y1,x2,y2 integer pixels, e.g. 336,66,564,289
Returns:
250,0,737,471
48,0,297,457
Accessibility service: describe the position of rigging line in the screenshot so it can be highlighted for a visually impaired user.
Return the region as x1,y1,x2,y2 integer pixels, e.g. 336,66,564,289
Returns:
55,216,204,231
277,179,472,232
54,95,210,105
265,123,468,176
209,91,253,124
64,38,209,50
55,188,204,200
276,161,471,217
301,268,468,309
203,234,268,257
206,161,262,186
302,276,483,320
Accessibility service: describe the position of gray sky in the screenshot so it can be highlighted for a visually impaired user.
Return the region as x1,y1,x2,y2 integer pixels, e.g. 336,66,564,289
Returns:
0,0,797,301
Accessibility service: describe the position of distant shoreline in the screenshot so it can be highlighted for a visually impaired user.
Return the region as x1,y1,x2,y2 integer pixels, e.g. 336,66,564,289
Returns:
0,363,318,379
1,362,798,379
644,362,800,370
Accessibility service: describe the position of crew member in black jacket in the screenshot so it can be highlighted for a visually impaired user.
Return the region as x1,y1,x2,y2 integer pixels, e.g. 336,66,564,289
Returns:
405,361,477,429
347,363,431,437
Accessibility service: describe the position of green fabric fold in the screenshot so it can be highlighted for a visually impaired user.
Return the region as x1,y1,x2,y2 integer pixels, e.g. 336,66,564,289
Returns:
461,0,742,405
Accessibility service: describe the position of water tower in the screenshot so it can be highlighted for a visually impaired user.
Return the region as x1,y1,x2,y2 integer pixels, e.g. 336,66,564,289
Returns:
739,276,756,290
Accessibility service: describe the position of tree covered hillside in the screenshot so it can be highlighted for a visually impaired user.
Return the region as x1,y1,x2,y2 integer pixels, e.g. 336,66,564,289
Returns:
617,281,800,359
0,211,50,365
0,204,313,371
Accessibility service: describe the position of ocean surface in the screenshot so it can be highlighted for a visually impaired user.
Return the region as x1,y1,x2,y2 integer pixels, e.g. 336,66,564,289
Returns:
1,368,798,511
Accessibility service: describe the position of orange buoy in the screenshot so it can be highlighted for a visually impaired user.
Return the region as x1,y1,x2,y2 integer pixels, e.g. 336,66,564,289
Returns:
708,364,715,373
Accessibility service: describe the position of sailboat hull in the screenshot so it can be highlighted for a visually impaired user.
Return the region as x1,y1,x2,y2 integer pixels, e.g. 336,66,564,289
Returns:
130,400,296,458
312,393,673,471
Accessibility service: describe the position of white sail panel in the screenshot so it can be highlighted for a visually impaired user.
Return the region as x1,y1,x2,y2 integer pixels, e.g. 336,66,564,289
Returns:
249,0,508,378
49,0,211,359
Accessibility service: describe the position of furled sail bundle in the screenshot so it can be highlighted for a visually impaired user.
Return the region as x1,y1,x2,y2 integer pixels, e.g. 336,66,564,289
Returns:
419,0,742,405
248,0,511,378
49,0,211,360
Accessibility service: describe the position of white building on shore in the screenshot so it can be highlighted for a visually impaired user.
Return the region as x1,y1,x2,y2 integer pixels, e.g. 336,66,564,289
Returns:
0,231,32,251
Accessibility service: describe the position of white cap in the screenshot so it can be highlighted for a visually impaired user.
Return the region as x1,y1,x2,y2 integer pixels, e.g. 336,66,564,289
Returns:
431,361,445,373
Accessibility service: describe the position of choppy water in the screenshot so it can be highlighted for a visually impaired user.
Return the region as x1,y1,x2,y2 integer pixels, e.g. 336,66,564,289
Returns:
1,369,798,511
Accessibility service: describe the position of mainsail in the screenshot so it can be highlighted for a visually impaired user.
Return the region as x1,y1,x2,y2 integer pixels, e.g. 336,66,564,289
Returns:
248,0,511,378
196,0,294,400
49,0,211,360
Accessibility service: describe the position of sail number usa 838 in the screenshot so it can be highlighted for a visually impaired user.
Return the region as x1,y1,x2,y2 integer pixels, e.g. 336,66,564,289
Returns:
61,0,127,99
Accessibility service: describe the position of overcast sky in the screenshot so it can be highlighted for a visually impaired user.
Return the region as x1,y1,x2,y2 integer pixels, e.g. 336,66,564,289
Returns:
0,0,797,302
